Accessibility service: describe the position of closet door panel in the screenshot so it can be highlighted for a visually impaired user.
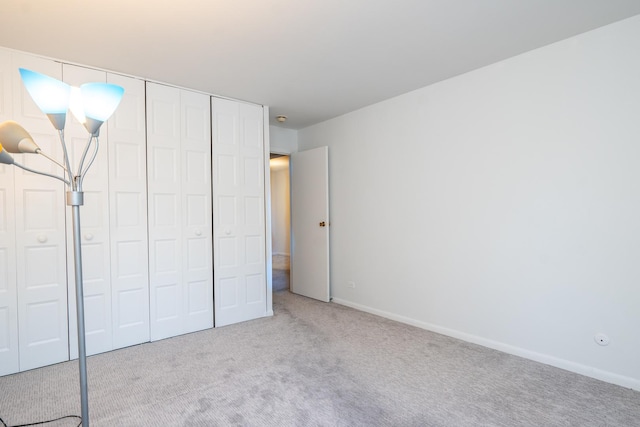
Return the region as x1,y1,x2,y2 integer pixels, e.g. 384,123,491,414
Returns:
148,84,212,339
107,73,149,349
239,104,266,311
212,98,266,327
63,64,112,358
181,90,212,332
12,54,69,371
0,49,19,376
147,83,183,340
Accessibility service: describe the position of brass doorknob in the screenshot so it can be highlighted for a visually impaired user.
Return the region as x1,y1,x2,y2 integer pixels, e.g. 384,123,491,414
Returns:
319,221,326,227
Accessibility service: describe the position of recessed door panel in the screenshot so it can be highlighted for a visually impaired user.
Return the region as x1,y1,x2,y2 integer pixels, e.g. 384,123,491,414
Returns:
156,284,180,320
115,192,141,227
246,274,264,304
218,155,238,187
154,194,178,227
24,246,60,288
155,103,178,135
184,106,207,140
245,236,263,265
153,147,179,183
187,238,207,270
187,281,208,313
245,197,262,226
218,196,237,226
24,190,57,230
219,238,237,267
117,289,145,328
115,241,143,278
115,142,143,179
186,151,207,184
215,113,236,146
241,116,262,149
220,277,239,309
186,195,207,227
154,239,179,274
26,300,62,344
244,157,262,189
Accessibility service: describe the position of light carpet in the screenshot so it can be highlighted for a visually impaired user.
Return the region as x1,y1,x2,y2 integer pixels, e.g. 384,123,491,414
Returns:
1,291,639,426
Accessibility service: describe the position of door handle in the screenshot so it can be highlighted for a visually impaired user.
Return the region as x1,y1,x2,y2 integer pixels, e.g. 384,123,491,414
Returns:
319,221,326,227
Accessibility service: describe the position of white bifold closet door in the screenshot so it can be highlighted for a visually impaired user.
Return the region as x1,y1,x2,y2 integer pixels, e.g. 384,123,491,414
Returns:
11,54,69,371
212,97,267,327
0,49,19,375
147,83,213,341
107,73,150,350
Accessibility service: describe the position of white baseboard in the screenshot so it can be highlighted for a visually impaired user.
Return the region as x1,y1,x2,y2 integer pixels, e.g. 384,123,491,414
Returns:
331,297,640,392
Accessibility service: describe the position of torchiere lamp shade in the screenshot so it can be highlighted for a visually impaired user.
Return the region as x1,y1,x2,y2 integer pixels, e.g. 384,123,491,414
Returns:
79,82,125,135
19,68,71,130
0,120,40,153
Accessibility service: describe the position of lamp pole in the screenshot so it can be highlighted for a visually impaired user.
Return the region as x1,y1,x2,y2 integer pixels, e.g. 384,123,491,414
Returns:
68,190,90,427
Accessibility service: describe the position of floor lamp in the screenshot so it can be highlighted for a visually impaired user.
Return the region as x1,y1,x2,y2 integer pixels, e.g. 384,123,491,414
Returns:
0,68,124,427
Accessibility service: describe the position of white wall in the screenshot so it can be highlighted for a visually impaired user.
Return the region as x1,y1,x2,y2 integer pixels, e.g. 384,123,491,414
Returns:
270,126,298,154
298,16,640,390
270,160,291,256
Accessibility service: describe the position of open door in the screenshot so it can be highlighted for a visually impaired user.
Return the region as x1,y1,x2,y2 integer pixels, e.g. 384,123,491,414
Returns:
290,146,330,302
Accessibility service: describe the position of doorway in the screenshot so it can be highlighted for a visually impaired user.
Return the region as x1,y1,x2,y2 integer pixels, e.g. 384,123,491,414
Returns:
269,154,290,292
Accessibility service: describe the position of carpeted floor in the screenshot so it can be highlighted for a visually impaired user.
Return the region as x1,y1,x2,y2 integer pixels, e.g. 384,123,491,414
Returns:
272,255,290,292
1,291,639,426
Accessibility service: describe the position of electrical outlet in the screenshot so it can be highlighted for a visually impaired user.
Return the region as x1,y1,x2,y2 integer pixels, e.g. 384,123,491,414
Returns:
347,281,356,289
594,333,610,346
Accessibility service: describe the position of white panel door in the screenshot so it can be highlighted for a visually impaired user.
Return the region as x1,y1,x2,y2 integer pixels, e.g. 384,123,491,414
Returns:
11,54,69,370
107,73,150,349
63,64,113,358
181,90,213,333
290,147,330,302
147,83,183,340
212,97,267,327
0,48,19,375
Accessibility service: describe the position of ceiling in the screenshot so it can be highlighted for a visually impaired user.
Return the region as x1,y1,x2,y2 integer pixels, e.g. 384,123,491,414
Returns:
1,1,640,130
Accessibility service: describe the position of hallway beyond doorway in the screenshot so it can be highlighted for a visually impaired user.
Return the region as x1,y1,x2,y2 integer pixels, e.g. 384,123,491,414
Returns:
273,255,290,292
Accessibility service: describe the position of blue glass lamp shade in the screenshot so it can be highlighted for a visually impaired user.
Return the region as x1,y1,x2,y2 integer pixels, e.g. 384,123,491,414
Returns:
80,82,125,135
19,68,71,130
